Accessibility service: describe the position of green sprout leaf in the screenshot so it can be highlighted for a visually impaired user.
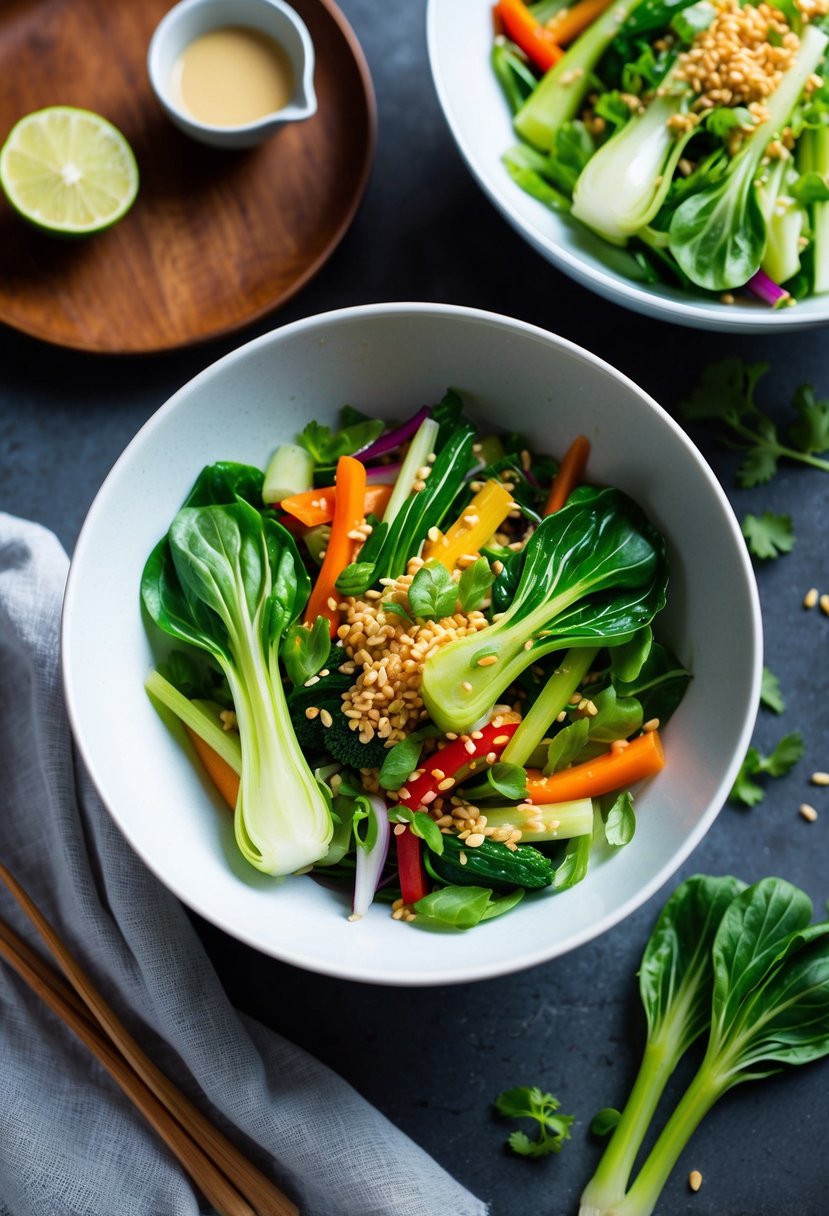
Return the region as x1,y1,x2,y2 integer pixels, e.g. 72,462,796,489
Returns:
494,1087,575,1158
729,732,805,806
590,1108,621,1138
741,512,794,560
408,562,459,620
601,791,636,847
458,556,495,613
760,666,785,714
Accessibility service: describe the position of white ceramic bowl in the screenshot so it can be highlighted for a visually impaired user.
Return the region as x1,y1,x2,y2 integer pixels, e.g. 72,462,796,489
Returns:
148,0,316,149
62,303,762,985
427,0,829,333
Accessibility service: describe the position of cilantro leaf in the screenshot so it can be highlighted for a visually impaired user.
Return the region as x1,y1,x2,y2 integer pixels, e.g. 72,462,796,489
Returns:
297,417,384,464
494,1087,574,1158
408,563,458,620
729,732,805,807
458,557,494,613
787,384,829,454
760,666,785,714
741,511,794,560
682,359,829,484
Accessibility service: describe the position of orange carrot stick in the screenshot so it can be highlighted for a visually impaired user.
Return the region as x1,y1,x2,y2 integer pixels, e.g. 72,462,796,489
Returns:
496,0,564,72
543,434,591,515
525,730,665,803
279,483,393,529
304,455,367,635
184,728,240,810
545,0,616,44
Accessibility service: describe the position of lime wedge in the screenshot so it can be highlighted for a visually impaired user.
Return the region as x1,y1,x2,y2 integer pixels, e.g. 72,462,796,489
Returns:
0,106,139,235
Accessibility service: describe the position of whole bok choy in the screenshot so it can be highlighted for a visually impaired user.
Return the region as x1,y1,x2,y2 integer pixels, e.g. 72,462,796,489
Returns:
420,487,668,734
580,875,829,1216
142,498,333,876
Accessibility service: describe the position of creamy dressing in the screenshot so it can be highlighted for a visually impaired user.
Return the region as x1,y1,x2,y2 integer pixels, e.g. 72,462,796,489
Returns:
171,26,295,127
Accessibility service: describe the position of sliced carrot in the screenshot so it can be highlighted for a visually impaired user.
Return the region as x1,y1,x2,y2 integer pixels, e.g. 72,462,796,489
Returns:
543,434,591,515
544,0,616,44
304,455,367,635
496,0,564,72
184,727,240,810
525,730,665,803
279,483,393,529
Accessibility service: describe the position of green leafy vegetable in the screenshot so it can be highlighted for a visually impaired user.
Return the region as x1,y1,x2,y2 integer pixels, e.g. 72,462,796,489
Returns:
553,832,592,890
584,878,829,1216
741,511,794,560
729,732,805,807
421,488,668,734
494,1087,574,1158
682,359,829,486
458,556,495,613
408,562,458,620
297,417,384,464
393,806,445,856
666,25,828,290
282,616,331,686
601,791,636,847
413,884,522,929
579,874,746,1214
141,500,333,875
760,666,785,714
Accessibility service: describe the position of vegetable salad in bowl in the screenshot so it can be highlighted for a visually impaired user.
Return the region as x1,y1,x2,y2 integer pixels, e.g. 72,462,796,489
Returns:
492,0,829,308
141,389,689,932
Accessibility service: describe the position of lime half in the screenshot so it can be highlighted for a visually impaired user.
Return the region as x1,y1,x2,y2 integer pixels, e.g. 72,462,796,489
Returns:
0,106,139,236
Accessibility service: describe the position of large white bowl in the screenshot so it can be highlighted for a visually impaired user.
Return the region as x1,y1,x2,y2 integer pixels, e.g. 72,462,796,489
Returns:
62,303,762,985
427,0,829,333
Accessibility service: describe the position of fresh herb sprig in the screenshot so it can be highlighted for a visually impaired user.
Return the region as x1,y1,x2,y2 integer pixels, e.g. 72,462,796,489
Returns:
682,359,829,487
494,1087,575,1158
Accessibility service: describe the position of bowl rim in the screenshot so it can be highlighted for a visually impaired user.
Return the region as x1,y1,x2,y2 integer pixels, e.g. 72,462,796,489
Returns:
425,0,829,334
61,301,763,984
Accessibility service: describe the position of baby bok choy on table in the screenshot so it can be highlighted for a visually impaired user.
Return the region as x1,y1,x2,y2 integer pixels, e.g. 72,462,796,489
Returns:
141,391,687,930
493,0,829,306
580,874,829,1216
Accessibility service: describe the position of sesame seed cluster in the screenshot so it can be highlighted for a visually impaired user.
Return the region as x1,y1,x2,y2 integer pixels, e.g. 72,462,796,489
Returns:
335,566,490,746
676,0,800,112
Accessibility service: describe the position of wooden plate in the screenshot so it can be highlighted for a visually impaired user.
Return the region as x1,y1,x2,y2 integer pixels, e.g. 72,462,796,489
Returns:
0,0,375,353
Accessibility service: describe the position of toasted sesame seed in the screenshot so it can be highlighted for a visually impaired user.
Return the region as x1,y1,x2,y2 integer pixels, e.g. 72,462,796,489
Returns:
304,674,320,687
466,832,485,847
804,587,819,609
492,734,510,745
800,803,819,822
811,771,829,785
319,709,333,728
643,718,660,732
821,594,829,616
464,739,477,755
688,1170,702,1193
459,851,468,865
305,706,320,720
462,680,473,692
437,777,455,791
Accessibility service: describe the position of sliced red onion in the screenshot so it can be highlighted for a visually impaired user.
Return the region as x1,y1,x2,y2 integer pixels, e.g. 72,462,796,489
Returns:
354,406,431,461
351,795,391,920
365,461,402,484
745,268,792,309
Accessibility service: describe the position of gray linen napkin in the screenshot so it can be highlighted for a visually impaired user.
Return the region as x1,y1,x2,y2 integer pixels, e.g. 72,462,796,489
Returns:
0,513,488,1216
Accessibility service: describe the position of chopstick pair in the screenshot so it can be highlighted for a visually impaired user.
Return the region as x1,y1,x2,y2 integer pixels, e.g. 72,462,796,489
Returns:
0,863,298,1216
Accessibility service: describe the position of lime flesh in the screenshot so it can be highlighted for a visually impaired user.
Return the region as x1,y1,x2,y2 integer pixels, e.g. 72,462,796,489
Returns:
0,106,139,235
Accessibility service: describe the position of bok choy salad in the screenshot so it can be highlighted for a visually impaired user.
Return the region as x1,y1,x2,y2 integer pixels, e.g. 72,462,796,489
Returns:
141,391,689,931
493,0,829,307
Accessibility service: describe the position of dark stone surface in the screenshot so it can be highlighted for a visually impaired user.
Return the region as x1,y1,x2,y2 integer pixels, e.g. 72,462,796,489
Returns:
1,2,828,1213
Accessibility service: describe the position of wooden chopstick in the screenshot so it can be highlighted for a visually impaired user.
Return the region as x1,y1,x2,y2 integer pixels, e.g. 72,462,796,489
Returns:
0,864,298,1216
0,916,257,1216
